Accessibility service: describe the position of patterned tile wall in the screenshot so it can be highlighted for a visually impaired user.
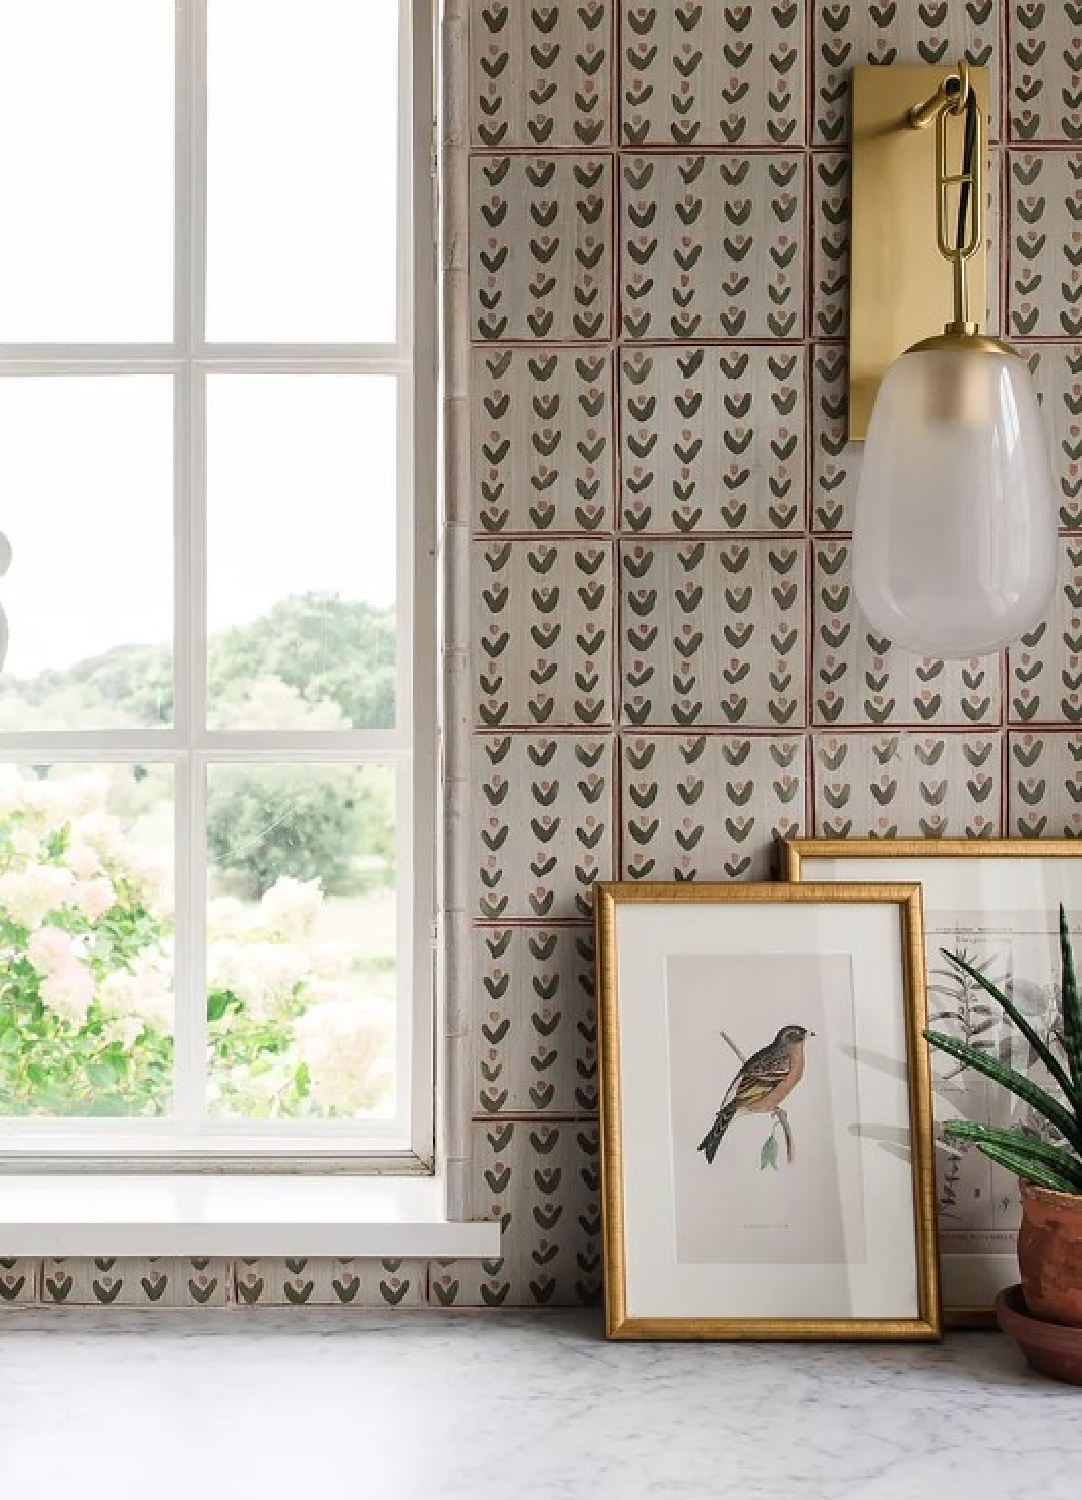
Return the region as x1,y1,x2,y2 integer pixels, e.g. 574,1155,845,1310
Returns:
7,1,1082,1312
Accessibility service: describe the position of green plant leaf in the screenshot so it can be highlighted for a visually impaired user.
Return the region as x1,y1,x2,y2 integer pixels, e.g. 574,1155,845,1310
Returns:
760,1135,779,1172
942,1119,1082,1190
1060,905,1082,1103
939,946,1076,1104
923,1027,1082,1150
967,1137,1081,1195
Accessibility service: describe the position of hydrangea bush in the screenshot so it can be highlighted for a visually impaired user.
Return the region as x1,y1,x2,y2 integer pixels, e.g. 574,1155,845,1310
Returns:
0,767,394,1119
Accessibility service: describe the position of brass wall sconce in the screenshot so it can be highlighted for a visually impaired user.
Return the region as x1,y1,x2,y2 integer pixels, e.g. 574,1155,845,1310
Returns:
848,64,1056,659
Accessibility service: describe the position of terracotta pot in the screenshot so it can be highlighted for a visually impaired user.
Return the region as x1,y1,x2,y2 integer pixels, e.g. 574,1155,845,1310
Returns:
1017,1181,1082,1327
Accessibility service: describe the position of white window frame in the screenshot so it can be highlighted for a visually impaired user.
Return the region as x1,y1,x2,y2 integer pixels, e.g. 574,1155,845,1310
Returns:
0,0,437,1172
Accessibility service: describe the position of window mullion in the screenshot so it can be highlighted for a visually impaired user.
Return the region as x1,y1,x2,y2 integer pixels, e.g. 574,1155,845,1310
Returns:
174,0,210,1135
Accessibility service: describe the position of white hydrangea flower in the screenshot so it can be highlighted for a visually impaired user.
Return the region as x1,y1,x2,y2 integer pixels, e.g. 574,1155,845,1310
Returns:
102,1015,146,1049
209,938,309,1020
259,876,324,941
40,961,95,1028
26,925,79,975
294,999,394,1114
208,896,248,937
99,954,173,1032
64,842,102,880
310,942,354,980
63,774,109,817
73,875,116,922
0,863,77,929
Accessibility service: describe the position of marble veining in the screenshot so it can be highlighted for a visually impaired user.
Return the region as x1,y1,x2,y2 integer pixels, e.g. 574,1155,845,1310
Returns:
0,1310,1077,1499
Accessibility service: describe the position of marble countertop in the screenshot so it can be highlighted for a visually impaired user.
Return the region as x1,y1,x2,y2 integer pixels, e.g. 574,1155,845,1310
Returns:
0,1309,1076,1499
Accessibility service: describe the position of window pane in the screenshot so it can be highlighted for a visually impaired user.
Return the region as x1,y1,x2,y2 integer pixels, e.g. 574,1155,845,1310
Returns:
0,378,174,730
0,0,174,342
206,375,398,731
205,763,397,1120
0,763,174,1117
206,0,400,343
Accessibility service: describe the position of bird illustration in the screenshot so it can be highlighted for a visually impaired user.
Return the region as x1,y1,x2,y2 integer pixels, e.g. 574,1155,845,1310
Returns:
698,1024,813,1165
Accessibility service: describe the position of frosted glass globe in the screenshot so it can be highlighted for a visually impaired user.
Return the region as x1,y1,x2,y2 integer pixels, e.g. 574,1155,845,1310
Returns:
852,344,1056,658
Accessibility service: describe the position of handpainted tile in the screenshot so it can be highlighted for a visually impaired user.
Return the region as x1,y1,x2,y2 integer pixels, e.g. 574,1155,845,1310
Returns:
472,540,614,729
471,155,612,342
812,732,1003,837
620,153,804,341
473,735,614,920
809,344,860,533
620,346,805,534
812,541,1002,726
620,538,807,729
39,1258,232,1307
233,1259,425,1308
1008,538,1082,726
472,348,614,536
428,1120,601,1307
1008,0,1082,144
0,1258,37,1305
619,0,804,148
1009,150,1082,338
811,151,848,341
473,926,597,1114
621,733,806,881
1009,730,1082,835
1020,344,1082,529
811,1,1001,147
471,0,612,149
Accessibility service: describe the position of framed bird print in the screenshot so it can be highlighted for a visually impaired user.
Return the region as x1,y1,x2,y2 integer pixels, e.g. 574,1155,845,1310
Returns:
595,882,940,1340
781,838,1082,1325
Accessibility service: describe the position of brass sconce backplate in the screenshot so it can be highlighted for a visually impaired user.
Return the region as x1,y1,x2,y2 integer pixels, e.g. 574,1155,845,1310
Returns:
848,64,990,441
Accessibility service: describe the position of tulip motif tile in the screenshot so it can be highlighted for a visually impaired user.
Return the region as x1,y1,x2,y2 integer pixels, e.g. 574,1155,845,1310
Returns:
473,735,613,921
620,538,807,729
1009,730,1082,835
619,0,805,148
38,1258,231,1307
812,542,1002,727
473,926,597,1115
471,0,612,149
472,348,614,536
812,733,1003,838
471,155,612,342
1008,538,1082,726
620,346,805,534
809,345,860,534
621,733,806,881
620,153,804,340
811,1,1001,146
1008,1,1082,144
232,1259,425,1308
473,540,614,729
1020,343,1082,528
1009,150,1082,338
0,1258,37,1305
429,1121,601,1307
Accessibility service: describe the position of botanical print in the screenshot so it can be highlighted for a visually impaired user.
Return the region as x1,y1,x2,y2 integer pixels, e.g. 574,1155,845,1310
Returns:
666,954,866,1267
927,908,1079,1255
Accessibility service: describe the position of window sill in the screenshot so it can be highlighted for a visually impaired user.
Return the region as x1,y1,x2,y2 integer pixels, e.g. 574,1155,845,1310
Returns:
0,1173,502,1259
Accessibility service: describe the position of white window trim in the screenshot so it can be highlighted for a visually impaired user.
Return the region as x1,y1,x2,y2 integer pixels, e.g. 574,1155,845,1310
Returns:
0,0,440,1175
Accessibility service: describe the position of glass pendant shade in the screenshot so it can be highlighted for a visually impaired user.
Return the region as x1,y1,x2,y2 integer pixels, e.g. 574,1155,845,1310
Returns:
852,340,1057,658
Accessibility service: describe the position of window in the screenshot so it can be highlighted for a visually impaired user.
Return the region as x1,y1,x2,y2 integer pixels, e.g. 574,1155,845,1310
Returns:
0,0,435,1166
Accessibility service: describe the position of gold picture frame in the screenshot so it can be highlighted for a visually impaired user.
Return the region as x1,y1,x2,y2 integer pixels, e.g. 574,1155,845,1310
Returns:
596,881,940,1341
780,838,1082,1327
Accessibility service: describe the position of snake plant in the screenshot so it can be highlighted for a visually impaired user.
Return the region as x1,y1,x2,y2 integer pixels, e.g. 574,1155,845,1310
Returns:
923,904,1082,1196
